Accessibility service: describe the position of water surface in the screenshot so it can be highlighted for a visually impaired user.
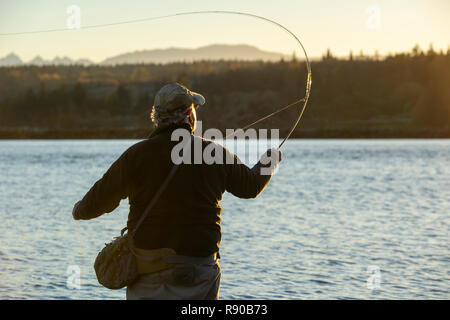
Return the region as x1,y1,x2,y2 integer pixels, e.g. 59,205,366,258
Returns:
0,139,448,299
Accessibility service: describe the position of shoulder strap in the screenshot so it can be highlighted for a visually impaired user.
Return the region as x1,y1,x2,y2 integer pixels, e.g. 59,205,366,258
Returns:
130,135,192,238
130,163,179,237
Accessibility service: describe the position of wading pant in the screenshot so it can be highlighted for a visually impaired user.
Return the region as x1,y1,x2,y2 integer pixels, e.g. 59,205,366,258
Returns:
126,261,221,300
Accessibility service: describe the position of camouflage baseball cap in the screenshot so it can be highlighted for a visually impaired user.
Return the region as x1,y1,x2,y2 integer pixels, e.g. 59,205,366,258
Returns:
153,83,205,112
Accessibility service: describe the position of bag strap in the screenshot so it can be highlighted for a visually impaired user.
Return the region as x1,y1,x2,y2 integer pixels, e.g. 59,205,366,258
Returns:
130,135,192,238
130,162,179,237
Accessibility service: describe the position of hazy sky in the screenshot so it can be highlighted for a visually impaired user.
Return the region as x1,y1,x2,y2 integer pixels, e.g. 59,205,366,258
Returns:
0,0,449,62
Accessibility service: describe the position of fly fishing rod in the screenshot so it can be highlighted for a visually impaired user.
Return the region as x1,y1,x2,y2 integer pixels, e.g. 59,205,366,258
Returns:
173,11,312,149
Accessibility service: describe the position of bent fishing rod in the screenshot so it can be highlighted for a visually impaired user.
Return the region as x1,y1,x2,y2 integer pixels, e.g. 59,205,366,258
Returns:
173,11,312,148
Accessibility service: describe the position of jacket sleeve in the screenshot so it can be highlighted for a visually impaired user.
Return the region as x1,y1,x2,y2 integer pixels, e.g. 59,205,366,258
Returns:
74,150,130,220
224,150,277,199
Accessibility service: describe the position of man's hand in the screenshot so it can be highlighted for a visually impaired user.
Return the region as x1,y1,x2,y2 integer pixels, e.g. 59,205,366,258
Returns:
260,147,282,165
259,148,282,175
72,200,82,220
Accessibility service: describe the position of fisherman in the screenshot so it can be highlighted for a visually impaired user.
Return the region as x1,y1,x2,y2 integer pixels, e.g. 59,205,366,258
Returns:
72,82,282,300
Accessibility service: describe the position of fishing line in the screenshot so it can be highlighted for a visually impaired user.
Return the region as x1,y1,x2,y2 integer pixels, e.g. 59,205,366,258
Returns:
76,222,82,299
1,10,312,148
224,98,305,138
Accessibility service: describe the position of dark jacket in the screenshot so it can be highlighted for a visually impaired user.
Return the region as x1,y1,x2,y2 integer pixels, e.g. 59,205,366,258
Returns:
74,123,276,257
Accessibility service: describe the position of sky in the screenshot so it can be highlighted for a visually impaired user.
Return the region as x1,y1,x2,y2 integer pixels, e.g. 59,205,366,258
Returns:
0,0,449,62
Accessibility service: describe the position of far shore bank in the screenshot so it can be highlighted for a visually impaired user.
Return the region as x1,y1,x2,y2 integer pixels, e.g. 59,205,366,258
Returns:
1,128,449,139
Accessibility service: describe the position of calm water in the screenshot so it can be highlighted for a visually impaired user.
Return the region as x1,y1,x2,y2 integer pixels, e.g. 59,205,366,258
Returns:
0,139,449,300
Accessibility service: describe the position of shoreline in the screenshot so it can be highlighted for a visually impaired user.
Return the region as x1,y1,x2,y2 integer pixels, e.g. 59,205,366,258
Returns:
1,128,449,139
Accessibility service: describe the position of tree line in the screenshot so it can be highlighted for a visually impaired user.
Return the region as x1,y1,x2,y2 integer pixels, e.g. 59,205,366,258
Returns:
0,45,449,138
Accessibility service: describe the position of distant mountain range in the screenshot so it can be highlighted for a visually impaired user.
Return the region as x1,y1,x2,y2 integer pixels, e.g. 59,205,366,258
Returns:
0,53,94,67
100,44,288,65
0,44,289,67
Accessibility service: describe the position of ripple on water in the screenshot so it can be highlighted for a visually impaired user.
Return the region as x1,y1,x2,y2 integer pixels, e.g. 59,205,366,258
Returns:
0,139,449,299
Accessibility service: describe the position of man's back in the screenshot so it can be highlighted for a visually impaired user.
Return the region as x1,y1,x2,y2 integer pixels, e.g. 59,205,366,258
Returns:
74,122,274,257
